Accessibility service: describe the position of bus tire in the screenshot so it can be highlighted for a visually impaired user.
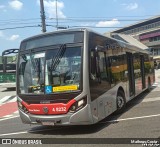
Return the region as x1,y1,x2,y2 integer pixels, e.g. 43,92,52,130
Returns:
115,90,126,114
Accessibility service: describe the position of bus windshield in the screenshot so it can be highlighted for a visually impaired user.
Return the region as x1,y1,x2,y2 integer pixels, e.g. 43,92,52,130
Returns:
18,46,82,94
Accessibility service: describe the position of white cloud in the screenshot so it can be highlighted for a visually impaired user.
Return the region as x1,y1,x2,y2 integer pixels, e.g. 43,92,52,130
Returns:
9,0,23,10
122,3,138,10
8,35,20,41
80,23,95,27
37,0,66,18
96,19,120,27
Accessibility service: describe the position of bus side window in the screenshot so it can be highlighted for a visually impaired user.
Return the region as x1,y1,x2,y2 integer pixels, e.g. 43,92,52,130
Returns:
90,51,108,82
90,50,111,101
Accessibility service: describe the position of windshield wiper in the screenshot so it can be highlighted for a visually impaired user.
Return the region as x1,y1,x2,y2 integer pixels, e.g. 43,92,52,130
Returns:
50,44,66,71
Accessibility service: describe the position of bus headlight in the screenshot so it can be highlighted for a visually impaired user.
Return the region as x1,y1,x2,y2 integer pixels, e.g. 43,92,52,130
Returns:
69,96,87,113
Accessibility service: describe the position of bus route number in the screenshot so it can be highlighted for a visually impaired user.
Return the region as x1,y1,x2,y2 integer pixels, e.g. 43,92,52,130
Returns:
52,107,66,112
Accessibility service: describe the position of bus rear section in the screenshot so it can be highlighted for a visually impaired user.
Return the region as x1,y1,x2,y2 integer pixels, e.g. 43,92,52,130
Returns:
17,30,94,126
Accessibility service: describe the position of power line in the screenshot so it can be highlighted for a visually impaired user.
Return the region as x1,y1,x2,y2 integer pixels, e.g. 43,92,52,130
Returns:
46,24,123,29
48,18,148,21
0,19,144,26
0,18,151,27
0,15,157,23
0,25,41,30
0,22,41,26
0,15,158,29
0,18,40,23
0,15,159,31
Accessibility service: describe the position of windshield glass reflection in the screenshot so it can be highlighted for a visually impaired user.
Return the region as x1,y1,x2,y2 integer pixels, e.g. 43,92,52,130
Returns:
45,46,81,94
18,52,45,94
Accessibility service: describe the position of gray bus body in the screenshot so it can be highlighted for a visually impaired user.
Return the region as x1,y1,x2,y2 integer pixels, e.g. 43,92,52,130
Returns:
17,28,155,126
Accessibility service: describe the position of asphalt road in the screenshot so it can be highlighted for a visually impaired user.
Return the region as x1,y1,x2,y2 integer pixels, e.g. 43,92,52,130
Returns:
0,70,160,146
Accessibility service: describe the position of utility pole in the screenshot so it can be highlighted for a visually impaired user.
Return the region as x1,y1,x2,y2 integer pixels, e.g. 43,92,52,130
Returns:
40,0,46,33
56,0,58,30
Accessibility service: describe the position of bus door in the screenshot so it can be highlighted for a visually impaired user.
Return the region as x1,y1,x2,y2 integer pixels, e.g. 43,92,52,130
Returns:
126,52,135,97
140,55,146,89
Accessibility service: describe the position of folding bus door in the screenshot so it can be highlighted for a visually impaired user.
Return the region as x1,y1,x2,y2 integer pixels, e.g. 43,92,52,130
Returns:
140,55,146,89
126,52,135,97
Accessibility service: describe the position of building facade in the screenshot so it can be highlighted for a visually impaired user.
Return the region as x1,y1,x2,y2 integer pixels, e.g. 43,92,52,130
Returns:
111,15,160,61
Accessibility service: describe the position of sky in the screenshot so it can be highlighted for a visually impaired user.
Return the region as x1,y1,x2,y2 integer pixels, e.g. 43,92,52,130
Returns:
0,0,160,54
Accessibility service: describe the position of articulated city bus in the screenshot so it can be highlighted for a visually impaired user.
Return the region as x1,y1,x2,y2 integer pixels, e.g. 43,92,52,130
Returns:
0,49,18,89
17,28,155,126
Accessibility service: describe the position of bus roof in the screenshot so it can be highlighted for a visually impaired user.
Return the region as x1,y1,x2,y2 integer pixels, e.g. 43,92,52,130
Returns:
21,28,149,54
21,28,88,43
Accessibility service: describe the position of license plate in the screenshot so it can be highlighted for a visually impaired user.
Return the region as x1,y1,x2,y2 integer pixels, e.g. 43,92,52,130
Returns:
41,121,55,126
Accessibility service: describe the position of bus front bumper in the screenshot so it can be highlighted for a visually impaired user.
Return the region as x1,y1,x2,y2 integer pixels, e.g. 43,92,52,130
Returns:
18,104,93,126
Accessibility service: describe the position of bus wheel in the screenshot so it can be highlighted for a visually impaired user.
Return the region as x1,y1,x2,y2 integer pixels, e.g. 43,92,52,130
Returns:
116,91,126,114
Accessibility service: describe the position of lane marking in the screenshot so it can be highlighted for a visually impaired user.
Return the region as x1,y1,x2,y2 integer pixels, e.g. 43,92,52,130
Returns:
103,113,160,123
0,131,28,137
1,114,159,136
0,115,19,122
14,111,19,114
3,115,13,118
7,96,17,103
0,96,11,104
0,128,59,137
1,114,160,137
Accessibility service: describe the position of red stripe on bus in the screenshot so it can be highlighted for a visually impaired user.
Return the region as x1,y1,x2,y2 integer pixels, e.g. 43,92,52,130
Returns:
21,99,76,115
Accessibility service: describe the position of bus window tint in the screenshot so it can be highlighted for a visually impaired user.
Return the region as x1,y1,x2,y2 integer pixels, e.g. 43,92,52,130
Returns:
90,50,111,101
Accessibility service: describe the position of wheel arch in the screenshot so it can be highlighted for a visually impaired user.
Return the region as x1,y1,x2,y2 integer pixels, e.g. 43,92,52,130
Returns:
117,86,125,99
115,86,126,114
